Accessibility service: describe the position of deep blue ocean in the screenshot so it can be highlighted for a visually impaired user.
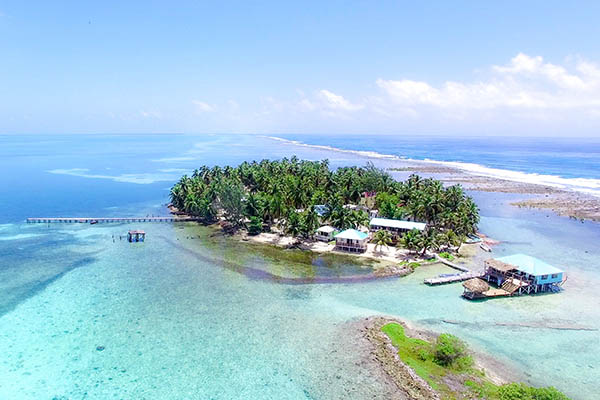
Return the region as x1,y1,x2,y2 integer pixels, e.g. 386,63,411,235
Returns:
278,134,600,180
1,134,599,223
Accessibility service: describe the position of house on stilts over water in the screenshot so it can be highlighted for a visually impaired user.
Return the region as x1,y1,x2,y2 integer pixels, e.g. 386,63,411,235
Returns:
462,254,566,300
127,230,146,243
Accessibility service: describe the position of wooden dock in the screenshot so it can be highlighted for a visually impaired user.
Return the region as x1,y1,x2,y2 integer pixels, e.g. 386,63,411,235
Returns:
26,217,199,224
424,271,484,285
434,255,470,272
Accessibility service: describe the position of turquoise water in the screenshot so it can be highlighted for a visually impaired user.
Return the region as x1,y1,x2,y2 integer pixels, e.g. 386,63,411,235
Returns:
1,134,599,399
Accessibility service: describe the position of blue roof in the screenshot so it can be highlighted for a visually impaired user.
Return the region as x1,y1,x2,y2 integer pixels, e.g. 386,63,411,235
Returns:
314,204,329,216
495,254,563,276
334,229,368,240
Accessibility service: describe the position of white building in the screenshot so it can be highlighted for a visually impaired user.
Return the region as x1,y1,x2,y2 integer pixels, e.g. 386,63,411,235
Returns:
334,229,369,253
315,225,336,242
369,217,426,238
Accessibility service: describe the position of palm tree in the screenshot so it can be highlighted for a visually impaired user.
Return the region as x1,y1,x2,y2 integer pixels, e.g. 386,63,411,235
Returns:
329,206,352,230
399,229,421,254
269,194,285,223
167,159,480,247
350,210,369,229
302,206,320,238
285,211,302,237
244,193,262,218
373,230,393,251
441,229,462,250
417,229,442,256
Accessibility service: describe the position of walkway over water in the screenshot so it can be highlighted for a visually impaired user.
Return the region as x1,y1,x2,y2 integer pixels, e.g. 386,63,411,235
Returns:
424,271,484,285
434,254,471,272
26,217,199,224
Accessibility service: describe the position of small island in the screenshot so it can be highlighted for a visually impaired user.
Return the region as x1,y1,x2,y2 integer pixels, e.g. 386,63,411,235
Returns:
169,157,480,269
362,317,570,400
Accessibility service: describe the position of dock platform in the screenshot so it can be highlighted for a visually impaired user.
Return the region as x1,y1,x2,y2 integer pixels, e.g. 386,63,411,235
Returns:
425,270,484,285
26,217,199,224
434,255,470,272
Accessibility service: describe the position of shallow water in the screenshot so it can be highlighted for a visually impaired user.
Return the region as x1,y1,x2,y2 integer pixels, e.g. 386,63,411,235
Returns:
1,134,599,399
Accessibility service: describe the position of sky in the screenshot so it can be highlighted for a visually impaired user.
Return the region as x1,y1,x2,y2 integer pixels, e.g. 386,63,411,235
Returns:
1,1,600,136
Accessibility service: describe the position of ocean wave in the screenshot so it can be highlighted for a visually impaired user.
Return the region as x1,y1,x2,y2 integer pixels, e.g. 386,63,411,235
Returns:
0,233,44,241
423,160,600,195
47,168,179,185
266,136,600,197
0,224,13,232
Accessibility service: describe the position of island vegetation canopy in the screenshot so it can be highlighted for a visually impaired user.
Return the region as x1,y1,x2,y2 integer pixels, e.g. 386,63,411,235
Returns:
170,157,479,251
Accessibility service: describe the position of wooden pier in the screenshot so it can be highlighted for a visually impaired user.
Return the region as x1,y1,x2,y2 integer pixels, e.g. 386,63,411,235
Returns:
434,254,470,272
26,216,199,224
424,271,484,285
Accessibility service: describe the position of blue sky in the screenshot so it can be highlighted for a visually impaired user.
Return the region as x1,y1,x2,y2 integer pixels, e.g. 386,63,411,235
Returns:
1,1,600,135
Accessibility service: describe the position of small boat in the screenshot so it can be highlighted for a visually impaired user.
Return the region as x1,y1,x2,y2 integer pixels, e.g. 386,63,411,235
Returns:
90,220,98,225
480,243,492,252
465,235,482,244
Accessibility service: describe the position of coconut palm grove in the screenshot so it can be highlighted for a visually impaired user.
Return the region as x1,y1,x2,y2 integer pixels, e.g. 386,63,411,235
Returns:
169,158,480,252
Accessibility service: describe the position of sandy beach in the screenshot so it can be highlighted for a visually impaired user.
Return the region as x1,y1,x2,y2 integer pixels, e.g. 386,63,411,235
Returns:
238,231,417,263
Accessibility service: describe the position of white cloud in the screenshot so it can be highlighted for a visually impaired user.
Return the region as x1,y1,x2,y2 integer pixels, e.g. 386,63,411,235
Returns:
493,53,587,90
298,98,316,111
317,89,364,111
192,100,216,113
178,53,600,135
376,53,600,111
140,110,162,118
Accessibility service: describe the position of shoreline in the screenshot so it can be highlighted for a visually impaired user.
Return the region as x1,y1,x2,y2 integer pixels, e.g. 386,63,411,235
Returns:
237,230,421,273
267,136,600,222
397,162,600,222
354,316,524,399
168,206,491,280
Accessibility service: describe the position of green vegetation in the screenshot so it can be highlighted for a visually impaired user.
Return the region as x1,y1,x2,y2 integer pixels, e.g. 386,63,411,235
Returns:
400,260,421,270
381,322,571,400
372,230,393,251
465,381,571,400
433,333,472,368
170,158,479,253
247,216,263,236
439,251,455,261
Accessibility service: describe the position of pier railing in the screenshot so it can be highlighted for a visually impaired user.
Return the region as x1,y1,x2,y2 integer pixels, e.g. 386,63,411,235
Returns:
26,217,199,224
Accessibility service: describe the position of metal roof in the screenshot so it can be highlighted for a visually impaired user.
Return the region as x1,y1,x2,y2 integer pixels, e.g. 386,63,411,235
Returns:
334,229,369,240
495,254,563,276
369,218,426,231
317,225,336,233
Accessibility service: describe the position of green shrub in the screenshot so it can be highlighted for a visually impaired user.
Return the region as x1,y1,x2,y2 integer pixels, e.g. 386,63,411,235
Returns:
454,354,474,370
433,334,470,368
247,216,263,235
465,380,499,398
399,261,421,270
530,386,571,400
408,262,421,270
498,383,533,400
439,252,455,260
417,348,430,361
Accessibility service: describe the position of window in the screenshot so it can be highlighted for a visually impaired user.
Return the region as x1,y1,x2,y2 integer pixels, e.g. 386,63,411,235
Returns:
541,275,548,280
551,274,558,279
